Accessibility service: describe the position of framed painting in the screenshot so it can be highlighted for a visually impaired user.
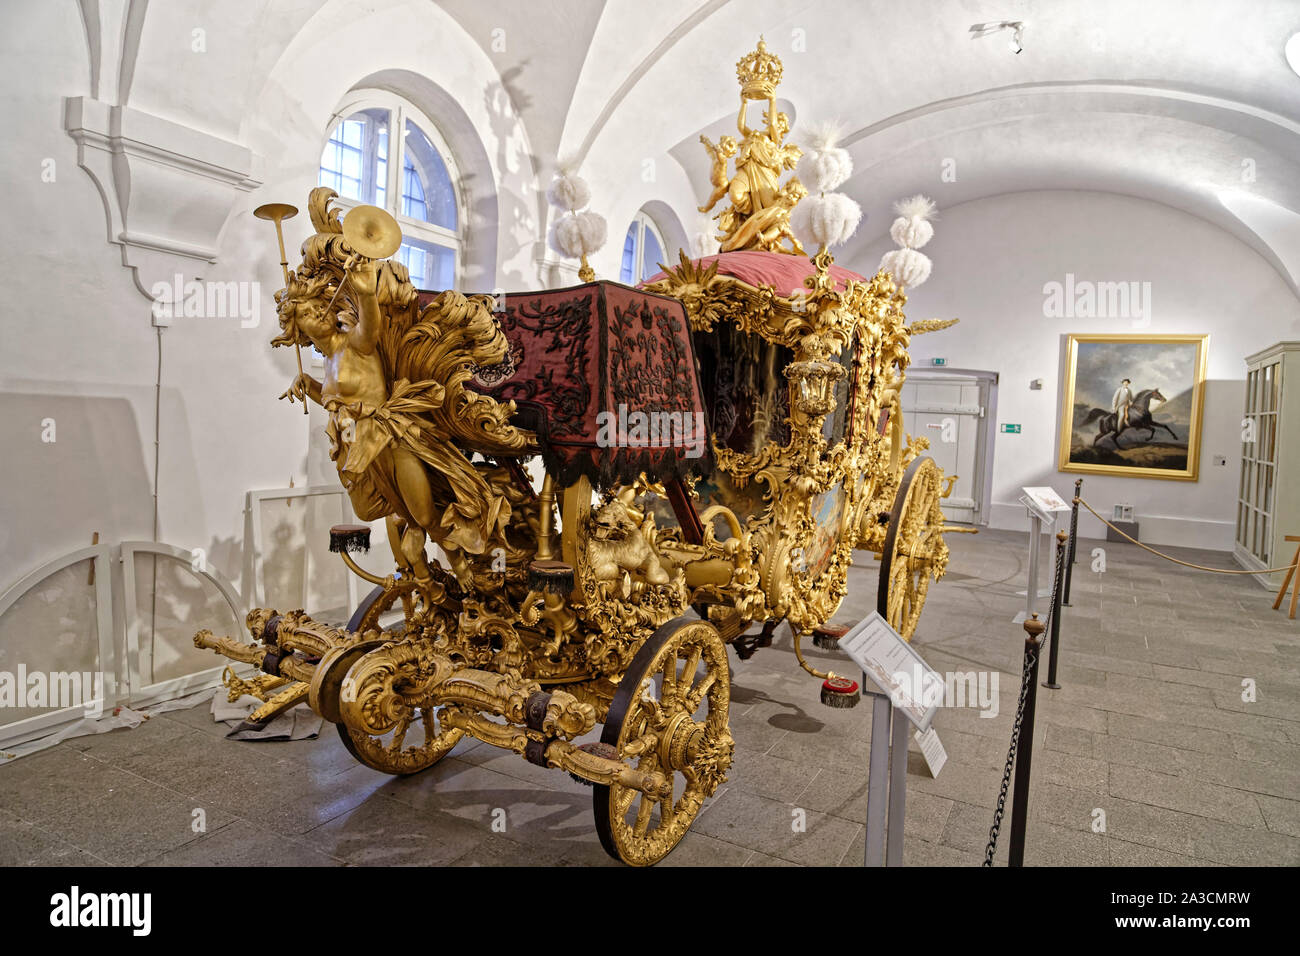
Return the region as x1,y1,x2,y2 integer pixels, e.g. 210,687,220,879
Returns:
1058,334,1209,481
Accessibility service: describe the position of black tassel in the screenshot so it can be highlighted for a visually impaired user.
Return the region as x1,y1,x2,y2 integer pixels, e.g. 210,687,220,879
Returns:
329,524,371,553
812,623,848,650
528,559,575,594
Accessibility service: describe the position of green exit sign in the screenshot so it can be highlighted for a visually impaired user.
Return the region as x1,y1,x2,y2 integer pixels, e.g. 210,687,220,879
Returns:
1001,423,1021,434
931,357,946,366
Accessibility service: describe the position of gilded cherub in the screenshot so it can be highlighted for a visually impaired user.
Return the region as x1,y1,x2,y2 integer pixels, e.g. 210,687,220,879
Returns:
699,134,739,214
274,188,529,610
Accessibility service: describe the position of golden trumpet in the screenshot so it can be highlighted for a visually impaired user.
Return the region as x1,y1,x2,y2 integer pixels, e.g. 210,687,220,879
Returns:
254,202,308,414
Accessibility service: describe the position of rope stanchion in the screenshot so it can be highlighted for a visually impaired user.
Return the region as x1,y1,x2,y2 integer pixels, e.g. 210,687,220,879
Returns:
984,613,1046,867
1008,615,1046,867
984,536,1065,866
1062,478,1082,605
1077,497,1299,575
1042,530,1068,690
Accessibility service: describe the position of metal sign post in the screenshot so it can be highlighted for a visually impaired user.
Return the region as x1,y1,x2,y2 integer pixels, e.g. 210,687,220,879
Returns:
837,611,943,868
1015,487,1070,624
1014,496,1051,623
862,688,912,866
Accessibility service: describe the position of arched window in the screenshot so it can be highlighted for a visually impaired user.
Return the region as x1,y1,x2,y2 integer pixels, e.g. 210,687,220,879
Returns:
619,211,667,285
319,91,461,290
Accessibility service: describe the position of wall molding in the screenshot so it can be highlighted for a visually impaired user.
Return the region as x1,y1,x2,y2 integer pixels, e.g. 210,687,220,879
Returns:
64,95,260,300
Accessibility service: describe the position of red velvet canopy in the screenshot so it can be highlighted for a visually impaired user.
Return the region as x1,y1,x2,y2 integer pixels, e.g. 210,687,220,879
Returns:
417,281,711,488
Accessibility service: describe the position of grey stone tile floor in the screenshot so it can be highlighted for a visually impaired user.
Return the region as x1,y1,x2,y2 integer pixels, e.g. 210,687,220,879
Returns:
1,528,1296,866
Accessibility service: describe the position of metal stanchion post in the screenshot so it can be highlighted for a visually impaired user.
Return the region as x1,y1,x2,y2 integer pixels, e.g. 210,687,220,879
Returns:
863,690,892,867
1008,616,1045,867
1063,478,1082,606
1043,530,1068,690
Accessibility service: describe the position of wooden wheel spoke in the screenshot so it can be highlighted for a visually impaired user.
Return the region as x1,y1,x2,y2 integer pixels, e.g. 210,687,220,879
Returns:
632,790,656,835
684,672,717,713
675,646,702,708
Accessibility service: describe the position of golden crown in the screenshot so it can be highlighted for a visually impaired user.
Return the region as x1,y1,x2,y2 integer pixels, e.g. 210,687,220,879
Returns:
736,37,783,99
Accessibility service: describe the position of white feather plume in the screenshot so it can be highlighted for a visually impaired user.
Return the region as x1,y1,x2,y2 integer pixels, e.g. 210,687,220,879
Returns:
893,194,937,221
547,170,592,213
549,210,607,259
890,216,934,250
792,192,862,249
796,119,853,194
879,247,932,288
887,194,938,250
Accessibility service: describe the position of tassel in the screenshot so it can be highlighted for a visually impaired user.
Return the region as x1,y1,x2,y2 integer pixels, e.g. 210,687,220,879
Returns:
528,559,575,595
820,676,861,709
329,524,372,553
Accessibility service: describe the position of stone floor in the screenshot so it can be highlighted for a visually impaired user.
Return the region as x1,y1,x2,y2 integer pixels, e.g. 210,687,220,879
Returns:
1,528,1297,867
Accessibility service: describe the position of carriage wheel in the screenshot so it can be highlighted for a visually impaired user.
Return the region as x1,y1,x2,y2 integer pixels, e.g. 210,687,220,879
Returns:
337,708,463,776
877,456,949,641
347,577,417,636
593,618,733,866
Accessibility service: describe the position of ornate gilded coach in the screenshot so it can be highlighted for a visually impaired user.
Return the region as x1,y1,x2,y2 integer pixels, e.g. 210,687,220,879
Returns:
194,40,961,865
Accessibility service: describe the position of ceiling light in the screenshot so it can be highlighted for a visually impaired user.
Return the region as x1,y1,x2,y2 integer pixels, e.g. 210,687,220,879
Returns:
1286,32,1300,78
970,20,1025,55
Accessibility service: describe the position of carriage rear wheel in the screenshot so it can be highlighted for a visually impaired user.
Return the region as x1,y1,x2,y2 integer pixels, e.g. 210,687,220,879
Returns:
347,577,417,636
593,618,733,866
877,455,949,641
336,709,463,776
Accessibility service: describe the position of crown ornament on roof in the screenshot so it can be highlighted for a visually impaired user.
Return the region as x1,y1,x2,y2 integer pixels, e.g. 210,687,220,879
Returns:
736,37,783,99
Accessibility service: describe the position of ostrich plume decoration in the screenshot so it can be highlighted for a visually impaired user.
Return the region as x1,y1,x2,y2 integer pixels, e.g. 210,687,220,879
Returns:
790,120,862,253
879,194,937,289
546,164,606,281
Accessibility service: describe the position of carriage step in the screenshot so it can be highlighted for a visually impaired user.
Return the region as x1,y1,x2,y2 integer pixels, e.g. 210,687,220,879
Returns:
567,742,620,785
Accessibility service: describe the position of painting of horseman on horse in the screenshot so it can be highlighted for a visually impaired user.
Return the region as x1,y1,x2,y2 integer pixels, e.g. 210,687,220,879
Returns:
1059,335,1209,480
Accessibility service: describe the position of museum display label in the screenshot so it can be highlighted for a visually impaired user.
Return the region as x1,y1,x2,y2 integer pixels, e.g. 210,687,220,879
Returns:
838,611,943,731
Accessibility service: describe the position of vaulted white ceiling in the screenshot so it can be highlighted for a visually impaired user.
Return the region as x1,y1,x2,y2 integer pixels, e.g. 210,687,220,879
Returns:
434,0,1300,292
68,0,1300,294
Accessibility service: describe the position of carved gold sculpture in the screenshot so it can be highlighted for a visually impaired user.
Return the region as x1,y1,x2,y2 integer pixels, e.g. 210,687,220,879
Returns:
194,39,963,866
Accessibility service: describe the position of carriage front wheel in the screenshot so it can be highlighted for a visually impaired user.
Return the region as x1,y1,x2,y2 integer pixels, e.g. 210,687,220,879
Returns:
593,617,733,866
877,455,950,641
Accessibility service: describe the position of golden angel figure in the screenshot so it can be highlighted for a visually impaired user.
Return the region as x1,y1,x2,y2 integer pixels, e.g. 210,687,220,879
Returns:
273,188,532,607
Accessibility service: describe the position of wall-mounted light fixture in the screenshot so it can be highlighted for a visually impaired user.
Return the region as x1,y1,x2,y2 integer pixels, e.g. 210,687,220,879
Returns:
970,20,1025,55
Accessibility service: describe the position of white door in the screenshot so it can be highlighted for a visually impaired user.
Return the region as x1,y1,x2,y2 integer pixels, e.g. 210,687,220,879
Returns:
900,371,994,525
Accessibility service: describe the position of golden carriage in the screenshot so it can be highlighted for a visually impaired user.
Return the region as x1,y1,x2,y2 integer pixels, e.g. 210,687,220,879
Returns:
194,40,961,865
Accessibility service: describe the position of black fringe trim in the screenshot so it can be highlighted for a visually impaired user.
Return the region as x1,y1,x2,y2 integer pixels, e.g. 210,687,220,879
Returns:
329,524,372,553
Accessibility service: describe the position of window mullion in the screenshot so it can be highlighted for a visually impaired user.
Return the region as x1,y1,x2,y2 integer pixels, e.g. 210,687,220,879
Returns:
388,99,404,216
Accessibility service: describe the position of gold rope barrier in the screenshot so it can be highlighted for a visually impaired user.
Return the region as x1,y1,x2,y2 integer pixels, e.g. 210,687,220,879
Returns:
1076,497,1299,575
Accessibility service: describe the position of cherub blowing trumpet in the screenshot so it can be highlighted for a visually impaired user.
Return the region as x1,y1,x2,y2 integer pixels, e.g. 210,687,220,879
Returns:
271,188,530,613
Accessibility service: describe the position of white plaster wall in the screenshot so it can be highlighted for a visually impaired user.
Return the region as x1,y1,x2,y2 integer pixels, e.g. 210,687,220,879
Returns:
0,0,540,610
849,190,1300,550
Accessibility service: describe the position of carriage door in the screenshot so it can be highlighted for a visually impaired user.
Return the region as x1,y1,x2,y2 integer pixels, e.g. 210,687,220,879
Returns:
900,369,998,526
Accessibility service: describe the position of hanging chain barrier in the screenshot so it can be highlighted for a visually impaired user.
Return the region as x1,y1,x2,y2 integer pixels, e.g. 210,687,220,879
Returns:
1062,478,1082,605
983,527,1067,866
1077,497,1298,575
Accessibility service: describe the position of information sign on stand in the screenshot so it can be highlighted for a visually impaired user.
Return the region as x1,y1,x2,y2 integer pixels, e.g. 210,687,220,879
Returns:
836,611,945,866
1014,485,1070,623
839,611,943,732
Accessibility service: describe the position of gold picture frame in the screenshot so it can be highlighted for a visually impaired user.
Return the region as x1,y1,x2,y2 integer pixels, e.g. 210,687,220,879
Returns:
1058,333,1209,481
